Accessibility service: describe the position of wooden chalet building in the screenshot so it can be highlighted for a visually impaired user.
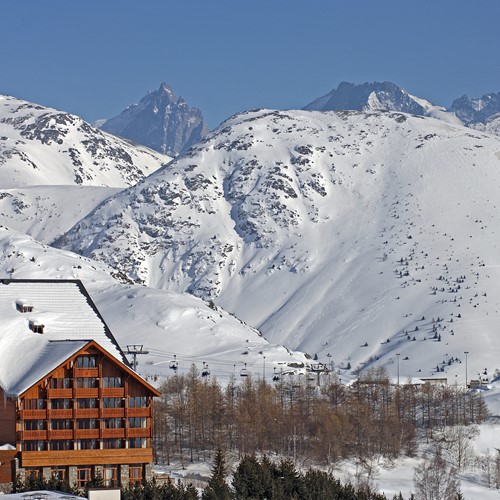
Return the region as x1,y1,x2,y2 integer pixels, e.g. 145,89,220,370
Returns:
0,279,160,490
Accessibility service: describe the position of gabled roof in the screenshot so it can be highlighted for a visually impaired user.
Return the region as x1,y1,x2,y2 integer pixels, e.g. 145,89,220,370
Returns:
0,279,131,396
16,340,160,398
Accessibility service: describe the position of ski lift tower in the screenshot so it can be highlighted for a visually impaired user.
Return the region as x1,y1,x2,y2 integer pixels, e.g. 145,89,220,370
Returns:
126,344,149,372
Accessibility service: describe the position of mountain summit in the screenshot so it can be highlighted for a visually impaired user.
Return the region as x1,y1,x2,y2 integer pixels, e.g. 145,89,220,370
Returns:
98,82,210,156
304,81,460,124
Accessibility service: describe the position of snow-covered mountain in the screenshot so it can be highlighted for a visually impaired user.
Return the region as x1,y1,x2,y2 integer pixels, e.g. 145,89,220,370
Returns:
54,107,500,383
0,94,170,189
98,82,210,157
450,91,500,125
304,81,460,124
0,226,309,381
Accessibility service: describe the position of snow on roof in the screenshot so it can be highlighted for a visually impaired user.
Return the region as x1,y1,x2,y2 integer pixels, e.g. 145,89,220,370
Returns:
0,279,127,396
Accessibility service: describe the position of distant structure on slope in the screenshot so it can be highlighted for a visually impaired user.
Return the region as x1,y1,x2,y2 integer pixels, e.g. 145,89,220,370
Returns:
0,279,159,491
98,82,210,156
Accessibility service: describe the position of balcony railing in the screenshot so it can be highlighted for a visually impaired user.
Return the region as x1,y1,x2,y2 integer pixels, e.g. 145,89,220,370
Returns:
19,409,47,419
101,428,125,439
127,407,151,417
127,427,150,438
48,429,73,440
19,430,48,441
74,388,99,398
47,388,72,398
74,429,99,439
74,368,99,378
100,408,125,418
48,409,73,419
74,408,99,419
100,387,125,398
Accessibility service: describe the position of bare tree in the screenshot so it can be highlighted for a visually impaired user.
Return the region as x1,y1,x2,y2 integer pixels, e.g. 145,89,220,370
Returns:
413,446,461,500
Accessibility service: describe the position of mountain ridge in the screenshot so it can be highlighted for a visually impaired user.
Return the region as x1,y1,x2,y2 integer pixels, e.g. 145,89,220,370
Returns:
54,107,500,382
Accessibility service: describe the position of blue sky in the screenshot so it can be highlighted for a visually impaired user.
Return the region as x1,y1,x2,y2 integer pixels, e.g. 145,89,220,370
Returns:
1,0,499,128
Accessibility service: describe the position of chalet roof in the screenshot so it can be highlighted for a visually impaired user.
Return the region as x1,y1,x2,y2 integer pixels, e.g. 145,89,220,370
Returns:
0,279,129,396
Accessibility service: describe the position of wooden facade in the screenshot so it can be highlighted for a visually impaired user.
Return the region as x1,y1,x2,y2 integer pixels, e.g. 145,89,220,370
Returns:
0,340,160,488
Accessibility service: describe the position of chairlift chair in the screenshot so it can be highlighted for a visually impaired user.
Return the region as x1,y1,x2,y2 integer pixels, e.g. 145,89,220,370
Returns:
240,363,248,377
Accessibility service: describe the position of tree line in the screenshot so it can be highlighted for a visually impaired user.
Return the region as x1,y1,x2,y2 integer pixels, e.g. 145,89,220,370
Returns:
153,366,488,467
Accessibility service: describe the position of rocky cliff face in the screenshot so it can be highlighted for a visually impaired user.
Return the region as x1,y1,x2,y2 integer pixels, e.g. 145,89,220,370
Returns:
98,83,210,156
450,91,500,125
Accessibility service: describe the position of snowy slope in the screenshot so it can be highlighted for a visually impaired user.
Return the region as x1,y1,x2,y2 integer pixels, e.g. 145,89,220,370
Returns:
0,94,171,188
55,108,500,383
0,226,308,381
0,185,120,242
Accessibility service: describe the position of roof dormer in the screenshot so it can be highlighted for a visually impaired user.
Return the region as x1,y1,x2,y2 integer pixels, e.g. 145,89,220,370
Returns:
29,320,45,334
16,300,34,313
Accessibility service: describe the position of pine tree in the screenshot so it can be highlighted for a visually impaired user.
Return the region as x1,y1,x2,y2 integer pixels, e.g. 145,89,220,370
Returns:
202,448,232,500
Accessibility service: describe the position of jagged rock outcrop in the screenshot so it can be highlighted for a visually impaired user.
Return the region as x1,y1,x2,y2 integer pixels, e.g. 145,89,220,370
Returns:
98,82,209,156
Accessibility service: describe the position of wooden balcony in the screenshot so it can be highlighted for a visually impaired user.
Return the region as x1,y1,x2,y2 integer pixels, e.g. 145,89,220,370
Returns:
48,409,72,419
74,408,99,419
19,430,47,441
74,368,99,378
100,408,125,418
127,407,151,417
101,428,125,439
127,427,150,438
74,429,99,439
101,387,125,398
47,388,72,398
21,448,153,467
74,388,99,398
48,429,73,440
19,409,47,419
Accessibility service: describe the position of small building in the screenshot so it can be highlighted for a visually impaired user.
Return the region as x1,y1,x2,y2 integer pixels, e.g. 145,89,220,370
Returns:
0,279,160,491
417,377,448,386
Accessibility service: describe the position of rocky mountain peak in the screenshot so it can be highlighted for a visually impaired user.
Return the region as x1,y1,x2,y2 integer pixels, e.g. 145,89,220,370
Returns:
450,91,500,125
98,82,210,156
304,81,428,115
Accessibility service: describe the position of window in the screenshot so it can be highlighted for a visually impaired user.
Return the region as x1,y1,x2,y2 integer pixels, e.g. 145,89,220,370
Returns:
76,377,97,388
77,398,96,409
25,420,45,431
77,418,96,429
23,441,44,451
51,398,71,409
50,440,71,451
76,439,98,450
24,468,41,480
129,466,143,484
50,377,71,389
103,418,123,429
76,356,96,368
103,465,118,487
51,467,66,481
77,467,92,488
102,439,123,449
129,396,147,408
103,398,122,408
129,437,147,448
102,376,122,388
24,399,44,410
51,419,71,430
128,417,147,428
